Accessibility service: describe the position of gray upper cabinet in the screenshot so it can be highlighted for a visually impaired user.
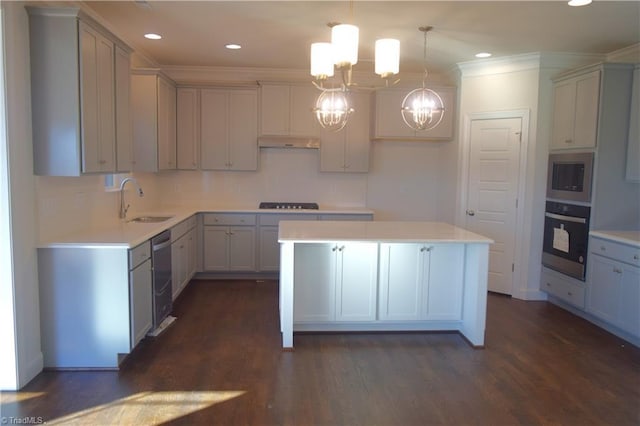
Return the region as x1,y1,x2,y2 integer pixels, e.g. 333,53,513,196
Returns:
372,87,456,141
131,69,177,172
27,7,132,176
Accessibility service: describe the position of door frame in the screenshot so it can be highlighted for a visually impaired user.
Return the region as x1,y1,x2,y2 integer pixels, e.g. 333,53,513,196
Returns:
457,109,530,296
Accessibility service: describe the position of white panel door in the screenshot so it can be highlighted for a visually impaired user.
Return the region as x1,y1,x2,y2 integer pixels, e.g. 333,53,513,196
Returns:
335,243,378,322
378,243,425,320
465,117,522,295
294,244,336,322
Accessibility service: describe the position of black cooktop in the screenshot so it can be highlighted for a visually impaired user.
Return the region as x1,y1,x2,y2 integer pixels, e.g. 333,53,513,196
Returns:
259,202,319,210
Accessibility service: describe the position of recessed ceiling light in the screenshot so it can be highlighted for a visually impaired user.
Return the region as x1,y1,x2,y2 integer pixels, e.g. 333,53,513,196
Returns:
568,0,592,6
144,33,162,40
475,52,492,58
225,44,242,50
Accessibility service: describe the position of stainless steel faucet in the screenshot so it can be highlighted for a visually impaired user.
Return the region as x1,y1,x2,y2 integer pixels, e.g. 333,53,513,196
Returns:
119,177,144,219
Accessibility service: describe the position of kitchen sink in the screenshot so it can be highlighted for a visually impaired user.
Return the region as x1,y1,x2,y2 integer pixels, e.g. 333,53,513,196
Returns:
128,216,174,223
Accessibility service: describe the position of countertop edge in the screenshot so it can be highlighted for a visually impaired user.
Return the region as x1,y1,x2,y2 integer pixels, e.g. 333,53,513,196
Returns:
590,230,640,248
38,208,376,249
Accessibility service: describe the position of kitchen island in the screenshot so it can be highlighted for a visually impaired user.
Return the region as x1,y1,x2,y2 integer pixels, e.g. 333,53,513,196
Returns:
278,221,493,349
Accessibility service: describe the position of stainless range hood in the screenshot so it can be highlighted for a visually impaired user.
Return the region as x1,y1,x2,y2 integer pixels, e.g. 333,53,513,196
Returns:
258,136,320,149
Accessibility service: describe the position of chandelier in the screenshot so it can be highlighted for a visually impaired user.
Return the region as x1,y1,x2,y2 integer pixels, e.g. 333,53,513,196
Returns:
401,26,445,131
310,2,400,131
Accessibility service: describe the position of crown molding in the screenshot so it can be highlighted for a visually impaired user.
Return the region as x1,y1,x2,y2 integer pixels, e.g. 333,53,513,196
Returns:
606,43,640,63
456,52,608,77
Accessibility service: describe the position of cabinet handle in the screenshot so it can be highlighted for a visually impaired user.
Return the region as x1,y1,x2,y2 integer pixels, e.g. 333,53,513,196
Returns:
420,246,433,252
99,159,106,164
634,254,639,260
613,267,623,274
338,245,345,252
567,291,573,296
546,282,551,287
600,246,606,251
564,139,572,144
332,246,337,252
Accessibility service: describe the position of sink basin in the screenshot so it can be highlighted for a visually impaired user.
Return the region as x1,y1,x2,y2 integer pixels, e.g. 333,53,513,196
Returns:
128,216,174,223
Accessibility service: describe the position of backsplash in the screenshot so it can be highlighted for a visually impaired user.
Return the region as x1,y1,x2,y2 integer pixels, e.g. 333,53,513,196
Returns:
155,148,368,209
36,173,160,241
36,141,450,241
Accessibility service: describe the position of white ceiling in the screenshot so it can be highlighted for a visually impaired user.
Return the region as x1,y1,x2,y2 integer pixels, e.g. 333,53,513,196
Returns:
84,1,640,76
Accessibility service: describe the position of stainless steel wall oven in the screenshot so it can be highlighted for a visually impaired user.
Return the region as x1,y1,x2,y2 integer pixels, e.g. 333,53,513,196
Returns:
542,201,591,281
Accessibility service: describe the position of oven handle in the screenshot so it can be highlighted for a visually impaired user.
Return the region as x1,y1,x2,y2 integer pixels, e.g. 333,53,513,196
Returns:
544,212,587,224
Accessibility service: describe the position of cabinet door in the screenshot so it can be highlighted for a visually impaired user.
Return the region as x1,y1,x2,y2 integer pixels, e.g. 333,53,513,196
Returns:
572,70,600,149
177,88,199,170
290,85,320,137
619,264,640,336
229,90,258,170
587,255,621,324
320,91,370,173
319,125,347,172
551,70,600,150
171,235,187,299
259,226,280,271
79,22,115,173
551,80,575,149
115,45,133,172
200,89,229,169
379,244,425,320
228,227,256,271
186,227,198,280
203,227,229,270
294,243,336,322
335,243,378,321
157,76,177,170
260,84,290,135
130,258,152,348
344,91,371,172
374,88,455,141
424,244,464,320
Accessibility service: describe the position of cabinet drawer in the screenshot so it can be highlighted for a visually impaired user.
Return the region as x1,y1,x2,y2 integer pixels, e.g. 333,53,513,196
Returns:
541,268,585,308
259,214,316,226
129,241,151,269
590,237,640,267
171,215,197,241
203,213,256,226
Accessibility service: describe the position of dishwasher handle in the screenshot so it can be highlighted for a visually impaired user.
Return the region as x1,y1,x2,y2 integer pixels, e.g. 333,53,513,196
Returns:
152,232,172,251
153,239,172,251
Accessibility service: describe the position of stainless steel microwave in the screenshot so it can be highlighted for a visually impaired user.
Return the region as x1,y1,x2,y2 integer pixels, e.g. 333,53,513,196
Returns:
546,152,594,203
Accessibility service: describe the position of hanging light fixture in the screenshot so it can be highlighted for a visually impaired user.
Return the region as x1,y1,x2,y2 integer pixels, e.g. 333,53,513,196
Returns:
310,1,400,131
314,89,353,131
401,26,445,131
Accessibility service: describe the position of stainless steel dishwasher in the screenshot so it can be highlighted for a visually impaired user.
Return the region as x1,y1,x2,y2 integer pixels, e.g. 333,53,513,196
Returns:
151,230,173,329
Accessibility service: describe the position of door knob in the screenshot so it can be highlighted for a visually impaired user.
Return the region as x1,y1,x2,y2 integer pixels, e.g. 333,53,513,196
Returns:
466,210,475,216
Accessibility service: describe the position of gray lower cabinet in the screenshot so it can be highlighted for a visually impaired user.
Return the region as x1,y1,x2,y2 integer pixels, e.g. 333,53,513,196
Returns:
202,212,373,273
38,241,153,368
202,214,256,271
587,237,640,338
129,242,153,348
171,216,198,299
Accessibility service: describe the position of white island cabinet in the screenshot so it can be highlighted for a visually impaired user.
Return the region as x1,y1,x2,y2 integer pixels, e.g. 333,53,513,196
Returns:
278,221,493,348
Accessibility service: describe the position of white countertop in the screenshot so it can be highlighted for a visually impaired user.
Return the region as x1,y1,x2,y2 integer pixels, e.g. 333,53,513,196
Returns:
590,230,640,248
38,206,375,249
278,221,493,244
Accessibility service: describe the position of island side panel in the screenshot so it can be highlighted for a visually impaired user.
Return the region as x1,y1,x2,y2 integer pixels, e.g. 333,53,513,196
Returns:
279,241,294,348
460,243,490,347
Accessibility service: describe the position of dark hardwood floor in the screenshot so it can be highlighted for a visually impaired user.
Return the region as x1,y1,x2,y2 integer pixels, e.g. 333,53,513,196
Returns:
2,280,639,425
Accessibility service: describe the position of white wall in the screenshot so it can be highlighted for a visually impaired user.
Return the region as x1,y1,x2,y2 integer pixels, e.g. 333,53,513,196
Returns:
1,2,42,389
